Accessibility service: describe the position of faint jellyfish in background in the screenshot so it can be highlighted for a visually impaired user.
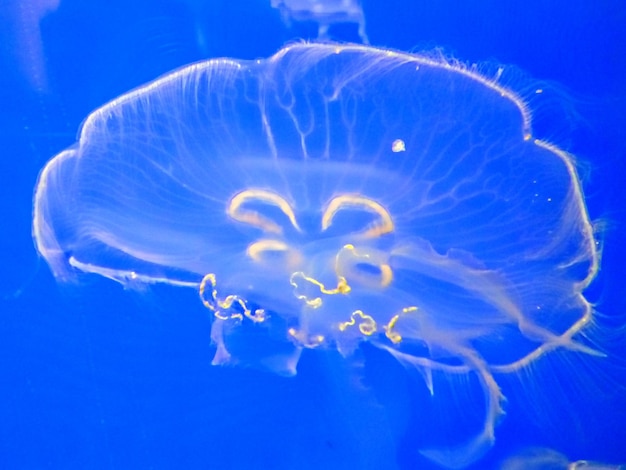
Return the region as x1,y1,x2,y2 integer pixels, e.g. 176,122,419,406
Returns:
0,0,60,93
177,0,216,56
499,447,625,470
32,43,601,469
271,0,368,43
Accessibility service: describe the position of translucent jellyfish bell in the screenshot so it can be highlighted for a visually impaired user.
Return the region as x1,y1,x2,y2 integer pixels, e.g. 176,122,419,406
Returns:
32,43,599,468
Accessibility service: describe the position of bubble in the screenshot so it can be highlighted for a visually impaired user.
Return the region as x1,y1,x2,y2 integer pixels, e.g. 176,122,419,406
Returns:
32,43,600,468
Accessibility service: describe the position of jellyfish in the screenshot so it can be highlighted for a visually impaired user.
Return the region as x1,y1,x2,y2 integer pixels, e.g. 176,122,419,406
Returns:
270,0,368,43
1,0,60,92
32,43,599,469
499,447,625,470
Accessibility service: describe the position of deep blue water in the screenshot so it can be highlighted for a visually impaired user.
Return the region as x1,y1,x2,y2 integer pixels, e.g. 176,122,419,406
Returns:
1,1,625,469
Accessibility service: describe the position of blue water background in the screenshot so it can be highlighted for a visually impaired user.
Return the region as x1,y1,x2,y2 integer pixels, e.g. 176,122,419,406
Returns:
1,1,625,469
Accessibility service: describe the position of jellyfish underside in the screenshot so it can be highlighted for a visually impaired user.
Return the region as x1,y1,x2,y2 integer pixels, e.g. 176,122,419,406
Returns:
32,44,599,469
